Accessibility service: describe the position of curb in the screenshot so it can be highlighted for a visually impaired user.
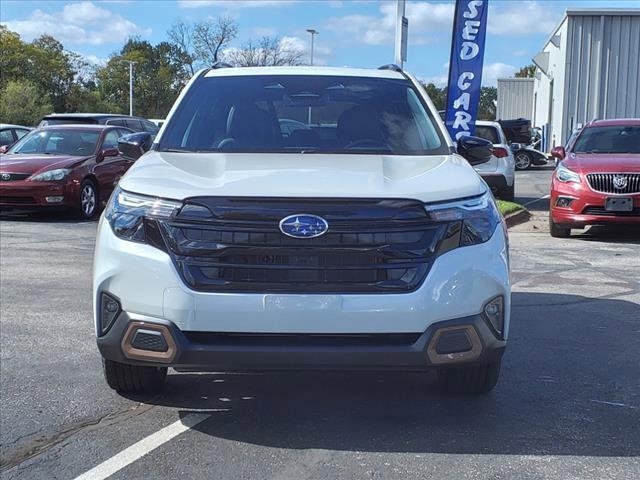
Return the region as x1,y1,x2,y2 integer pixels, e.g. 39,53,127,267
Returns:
505,208,531,228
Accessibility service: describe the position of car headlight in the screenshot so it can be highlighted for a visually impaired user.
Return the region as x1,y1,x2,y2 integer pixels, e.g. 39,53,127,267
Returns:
29,168,71,182
425,190,502,247
105,186,182,243
556,165,581,183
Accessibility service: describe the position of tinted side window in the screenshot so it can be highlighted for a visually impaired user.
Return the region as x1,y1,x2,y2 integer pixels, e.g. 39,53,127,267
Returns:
141,120,159,133
15,129,30,140
474,126,499,144
0,130,14,146
107,119,126,127
102,130,121,149
125,119,143,131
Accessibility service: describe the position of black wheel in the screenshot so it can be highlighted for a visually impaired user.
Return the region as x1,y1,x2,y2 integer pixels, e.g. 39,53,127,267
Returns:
76,179,98,219
103,358,167,393
549,215,571,238
437,361,501,394
499,183,515,202
514,151,532,170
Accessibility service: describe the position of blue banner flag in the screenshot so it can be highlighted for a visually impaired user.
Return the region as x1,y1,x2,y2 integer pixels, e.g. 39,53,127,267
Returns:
445,0,489,141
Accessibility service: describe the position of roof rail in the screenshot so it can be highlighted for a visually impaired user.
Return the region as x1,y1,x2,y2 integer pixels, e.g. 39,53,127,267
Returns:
211,61,233,69
378,64,403,72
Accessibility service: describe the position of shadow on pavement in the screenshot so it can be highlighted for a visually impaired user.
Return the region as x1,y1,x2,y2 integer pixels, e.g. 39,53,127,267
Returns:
513,195,550,212
0,209,97,224
575,225,640,244
137,292,640,457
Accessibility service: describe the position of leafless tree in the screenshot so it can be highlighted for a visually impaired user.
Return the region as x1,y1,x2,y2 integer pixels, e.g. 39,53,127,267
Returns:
167,20,196,76
193,16,238,66
226,36,304,67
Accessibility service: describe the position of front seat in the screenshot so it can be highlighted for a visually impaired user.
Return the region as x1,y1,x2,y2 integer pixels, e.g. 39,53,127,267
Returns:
218,104,280,150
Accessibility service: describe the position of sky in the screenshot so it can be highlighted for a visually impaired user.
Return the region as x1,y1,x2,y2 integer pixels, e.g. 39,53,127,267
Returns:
1,0,637,87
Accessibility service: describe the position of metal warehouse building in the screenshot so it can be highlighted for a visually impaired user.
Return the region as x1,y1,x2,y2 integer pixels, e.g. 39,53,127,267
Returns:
532,8,640,150
497,78,534,120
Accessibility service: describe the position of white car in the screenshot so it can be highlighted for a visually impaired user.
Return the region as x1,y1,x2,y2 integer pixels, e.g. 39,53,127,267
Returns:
93,65,510,395
473,120,516,201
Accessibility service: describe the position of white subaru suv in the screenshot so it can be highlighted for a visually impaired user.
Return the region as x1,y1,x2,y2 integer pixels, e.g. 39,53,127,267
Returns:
94,65,510,395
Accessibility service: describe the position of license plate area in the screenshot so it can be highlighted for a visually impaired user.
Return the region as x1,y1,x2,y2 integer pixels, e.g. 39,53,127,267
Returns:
605,196,633,212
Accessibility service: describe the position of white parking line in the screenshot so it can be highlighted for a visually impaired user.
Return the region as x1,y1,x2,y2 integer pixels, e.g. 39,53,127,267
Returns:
522,194,550,208
73,413,210,480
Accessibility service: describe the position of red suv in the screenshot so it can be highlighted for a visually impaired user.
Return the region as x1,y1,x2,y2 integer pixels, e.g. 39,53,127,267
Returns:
549,118,640,237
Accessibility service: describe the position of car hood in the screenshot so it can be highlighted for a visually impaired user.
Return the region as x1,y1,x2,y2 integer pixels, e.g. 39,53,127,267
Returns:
0,154,90,175
565,152,640,173
119,151,486,203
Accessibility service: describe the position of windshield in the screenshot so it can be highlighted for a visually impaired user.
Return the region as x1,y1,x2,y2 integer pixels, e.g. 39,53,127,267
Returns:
9,129,101,156
573,125,640,154
38,118,98,127
158,75,447,155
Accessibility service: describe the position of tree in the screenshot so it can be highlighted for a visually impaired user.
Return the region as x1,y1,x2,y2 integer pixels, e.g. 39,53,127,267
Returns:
96,38,185,118
421,83,446,111
226,36,304,67
478,86,497,120
29,35,77,111
515,64,536,78
193,16,238,66
0,80,53,126
168,20,197,77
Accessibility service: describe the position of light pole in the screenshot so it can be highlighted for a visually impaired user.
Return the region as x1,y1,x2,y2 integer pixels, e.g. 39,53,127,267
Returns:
125,60,136,116
306,29,318,66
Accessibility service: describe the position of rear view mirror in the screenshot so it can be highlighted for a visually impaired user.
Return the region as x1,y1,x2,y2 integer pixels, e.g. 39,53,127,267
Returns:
550,146,566,160
457,136,493,166
118,132,152,160
97,147,118,162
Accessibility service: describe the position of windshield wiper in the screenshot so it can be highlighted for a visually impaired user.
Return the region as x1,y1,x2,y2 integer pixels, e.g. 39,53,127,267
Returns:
159,147,217,153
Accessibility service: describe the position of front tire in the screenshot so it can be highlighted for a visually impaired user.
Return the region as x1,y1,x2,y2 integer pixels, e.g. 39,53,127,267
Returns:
76,179,98,219
514,151,532,170
549,215,571,238
103,359,167,393
437,361,501,394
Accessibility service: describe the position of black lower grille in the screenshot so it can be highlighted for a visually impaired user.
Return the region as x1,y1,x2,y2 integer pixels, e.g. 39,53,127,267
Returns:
183,332,422,347
0,196,36,204
582,206,640,217
155,197,456,294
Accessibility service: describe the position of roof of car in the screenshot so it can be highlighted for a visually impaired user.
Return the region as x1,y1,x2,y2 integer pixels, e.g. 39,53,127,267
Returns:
41,113,129,119
0,123,32,129
204,66,406,80
588,118,640,127
37,124,119,131
475,120,501,128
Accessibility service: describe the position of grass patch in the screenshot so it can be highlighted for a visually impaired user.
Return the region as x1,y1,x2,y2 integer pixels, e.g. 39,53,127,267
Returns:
497,200,527,217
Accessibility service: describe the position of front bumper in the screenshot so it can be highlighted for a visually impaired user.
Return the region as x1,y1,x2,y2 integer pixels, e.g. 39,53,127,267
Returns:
97,311,506,371
551,180,640,227
93,214,510,370
0,180,78,208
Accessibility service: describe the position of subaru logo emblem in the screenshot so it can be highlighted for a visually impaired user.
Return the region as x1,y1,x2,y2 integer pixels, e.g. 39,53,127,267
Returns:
1,173,10,181
279,214,329,238
612,175,628,190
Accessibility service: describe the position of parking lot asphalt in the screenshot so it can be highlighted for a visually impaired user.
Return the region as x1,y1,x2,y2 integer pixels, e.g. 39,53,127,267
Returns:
1,168,639,480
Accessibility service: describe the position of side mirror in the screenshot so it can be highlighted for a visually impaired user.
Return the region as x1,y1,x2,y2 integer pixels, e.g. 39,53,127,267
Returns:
0,145,8,154
97,147,118,162
550,146,566,160
118,132,152,161
457,135,493,166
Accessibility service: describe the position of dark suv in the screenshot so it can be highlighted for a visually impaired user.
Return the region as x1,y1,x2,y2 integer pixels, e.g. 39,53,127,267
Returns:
38,114,158,135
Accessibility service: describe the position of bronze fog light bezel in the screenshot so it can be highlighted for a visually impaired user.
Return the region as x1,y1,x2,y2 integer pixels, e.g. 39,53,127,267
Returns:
121,321,178,363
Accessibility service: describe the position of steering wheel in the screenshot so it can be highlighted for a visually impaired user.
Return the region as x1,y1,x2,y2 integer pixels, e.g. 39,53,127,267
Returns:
344,139,390,150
